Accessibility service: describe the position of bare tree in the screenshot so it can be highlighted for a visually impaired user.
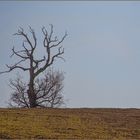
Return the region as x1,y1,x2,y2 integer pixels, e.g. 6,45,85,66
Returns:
0,25,67,108
9,69,64,108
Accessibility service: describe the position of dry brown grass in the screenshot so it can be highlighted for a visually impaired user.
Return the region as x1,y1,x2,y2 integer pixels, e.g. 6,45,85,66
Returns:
0,108,140,139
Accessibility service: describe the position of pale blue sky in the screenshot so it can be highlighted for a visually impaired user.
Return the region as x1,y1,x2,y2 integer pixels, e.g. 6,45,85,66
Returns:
0,1,140,108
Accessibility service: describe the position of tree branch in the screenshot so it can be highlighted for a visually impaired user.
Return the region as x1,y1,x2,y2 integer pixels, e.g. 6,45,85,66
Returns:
50,32,67,48
11,46,30,59
14,26,36,50
34,26,67,77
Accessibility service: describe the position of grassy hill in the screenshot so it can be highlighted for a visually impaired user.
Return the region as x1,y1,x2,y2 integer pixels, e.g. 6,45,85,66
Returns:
0,108,140,139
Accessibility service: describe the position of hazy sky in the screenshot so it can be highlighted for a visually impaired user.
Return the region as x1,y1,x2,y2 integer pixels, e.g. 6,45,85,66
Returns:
0,1,140,108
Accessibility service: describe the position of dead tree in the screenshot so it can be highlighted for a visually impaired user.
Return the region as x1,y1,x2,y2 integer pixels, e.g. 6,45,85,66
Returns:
9,69,64,108
0,25,67,108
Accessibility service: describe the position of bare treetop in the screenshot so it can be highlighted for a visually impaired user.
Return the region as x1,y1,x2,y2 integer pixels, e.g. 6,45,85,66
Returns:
0,25,67,76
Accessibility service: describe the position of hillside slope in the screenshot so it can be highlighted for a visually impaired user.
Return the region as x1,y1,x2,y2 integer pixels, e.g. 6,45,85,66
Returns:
0,108,140,139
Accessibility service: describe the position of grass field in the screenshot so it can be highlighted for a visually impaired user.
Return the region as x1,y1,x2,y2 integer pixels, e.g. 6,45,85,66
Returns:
0,108,140,139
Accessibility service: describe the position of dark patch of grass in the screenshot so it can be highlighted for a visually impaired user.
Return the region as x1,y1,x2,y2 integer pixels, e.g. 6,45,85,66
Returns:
0,132,11,139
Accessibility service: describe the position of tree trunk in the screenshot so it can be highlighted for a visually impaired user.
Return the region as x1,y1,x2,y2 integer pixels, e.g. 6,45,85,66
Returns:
27,78,36,108
27,65,36,108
